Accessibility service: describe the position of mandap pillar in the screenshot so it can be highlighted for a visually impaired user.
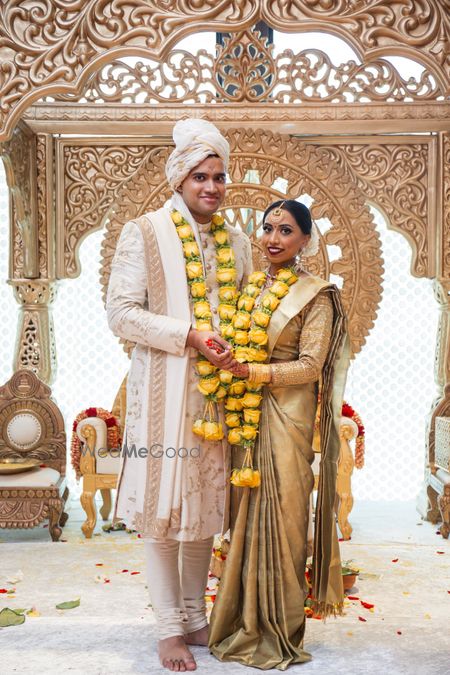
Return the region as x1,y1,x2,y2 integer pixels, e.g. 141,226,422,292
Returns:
1,127,57,386
8,279,58,386
418,129,450,525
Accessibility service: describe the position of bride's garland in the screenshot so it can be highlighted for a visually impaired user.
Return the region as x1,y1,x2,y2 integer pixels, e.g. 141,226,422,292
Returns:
225,268,298,487
172,209,238,441
173,208,299,488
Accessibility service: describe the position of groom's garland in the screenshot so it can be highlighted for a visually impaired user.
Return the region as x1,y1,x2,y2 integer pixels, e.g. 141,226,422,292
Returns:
172,209,238,442
173,209,299,487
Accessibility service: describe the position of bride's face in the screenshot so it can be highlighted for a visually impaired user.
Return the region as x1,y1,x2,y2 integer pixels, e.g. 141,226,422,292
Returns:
261,209,310,267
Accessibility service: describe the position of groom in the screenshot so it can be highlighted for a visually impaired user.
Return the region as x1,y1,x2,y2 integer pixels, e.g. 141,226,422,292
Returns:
107,118,252,670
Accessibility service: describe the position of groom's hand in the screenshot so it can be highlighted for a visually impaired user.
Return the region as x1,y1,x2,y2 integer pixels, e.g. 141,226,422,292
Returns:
186,329,235,369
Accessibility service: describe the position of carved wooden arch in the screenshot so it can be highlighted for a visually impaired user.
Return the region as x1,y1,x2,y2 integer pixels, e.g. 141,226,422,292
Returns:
0,0,448,142
95,128,383,357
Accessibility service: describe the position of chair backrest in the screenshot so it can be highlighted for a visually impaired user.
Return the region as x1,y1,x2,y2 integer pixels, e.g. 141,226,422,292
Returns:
0,369,66,475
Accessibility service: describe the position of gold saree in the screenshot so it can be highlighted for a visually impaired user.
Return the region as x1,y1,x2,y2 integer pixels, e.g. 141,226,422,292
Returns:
209,276,349,670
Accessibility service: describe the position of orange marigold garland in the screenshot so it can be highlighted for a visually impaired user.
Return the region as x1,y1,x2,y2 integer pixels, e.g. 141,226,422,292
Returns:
71,407,121,479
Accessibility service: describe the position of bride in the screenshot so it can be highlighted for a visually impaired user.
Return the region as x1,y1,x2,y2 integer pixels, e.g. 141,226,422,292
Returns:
209,199,349,670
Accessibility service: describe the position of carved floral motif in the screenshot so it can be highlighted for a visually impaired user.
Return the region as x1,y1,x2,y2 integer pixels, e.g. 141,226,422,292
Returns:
48,48,444,106
321,143,430,277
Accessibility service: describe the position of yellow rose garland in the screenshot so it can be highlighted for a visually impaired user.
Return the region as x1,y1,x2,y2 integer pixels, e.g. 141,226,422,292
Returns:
172,210,238,441
225,268,299,488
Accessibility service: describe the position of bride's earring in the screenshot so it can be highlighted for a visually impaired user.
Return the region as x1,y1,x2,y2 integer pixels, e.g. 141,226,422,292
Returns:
295,248,304,272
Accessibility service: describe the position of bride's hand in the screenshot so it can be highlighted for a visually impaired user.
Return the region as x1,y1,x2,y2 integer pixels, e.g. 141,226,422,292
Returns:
227,361,249,379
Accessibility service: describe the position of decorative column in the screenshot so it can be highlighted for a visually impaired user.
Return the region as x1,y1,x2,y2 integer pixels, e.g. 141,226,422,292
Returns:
1,129,57,385
418,130,450,522
8,280,58,386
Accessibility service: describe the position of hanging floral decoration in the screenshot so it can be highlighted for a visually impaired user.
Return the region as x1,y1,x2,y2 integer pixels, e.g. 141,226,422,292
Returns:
173,209,239,442
341,401,365,469
224,268,299,488
71,407,121,479
314,398,365,469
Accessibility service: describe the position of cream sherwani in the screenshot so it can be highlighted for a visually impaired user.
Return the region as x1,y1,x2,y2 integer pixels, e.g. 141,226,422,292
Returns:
106,207,252,541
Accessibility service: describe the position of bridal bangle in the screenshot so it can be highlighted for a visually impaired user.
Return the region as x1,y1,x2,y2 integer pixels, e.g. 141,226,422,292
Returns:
247,363,272,384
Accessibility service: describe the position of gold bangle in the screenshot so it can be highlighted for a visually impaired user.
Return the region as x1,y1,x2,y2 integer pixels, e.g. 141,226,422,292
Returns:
247,363,272,384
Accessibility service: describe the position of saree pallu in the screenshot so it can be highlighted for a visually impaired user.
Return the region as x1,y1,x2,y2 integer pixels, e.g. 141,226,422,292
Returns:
209,279,348,670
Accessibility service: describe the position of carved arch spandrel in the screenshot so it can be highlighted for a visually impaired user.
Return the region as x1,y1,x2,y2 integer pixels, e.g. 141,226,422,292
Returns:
313,140,434,278
91,129,384,357
0,0,449,141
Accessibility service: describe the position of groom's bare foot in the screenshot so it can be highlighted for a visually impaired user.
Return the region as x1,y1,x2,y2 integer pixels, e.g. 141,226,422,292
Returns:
158,636,196,671
185,625,209,646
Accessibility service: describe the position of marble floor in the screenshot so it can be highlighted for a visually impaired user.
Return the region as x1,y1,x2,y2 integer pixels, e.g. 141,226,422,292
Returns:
0,497,448,674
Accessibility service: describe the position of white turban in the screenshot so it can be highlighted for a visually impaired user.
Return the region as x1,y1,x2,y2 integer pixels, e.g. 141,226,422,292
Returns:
166,118,229,191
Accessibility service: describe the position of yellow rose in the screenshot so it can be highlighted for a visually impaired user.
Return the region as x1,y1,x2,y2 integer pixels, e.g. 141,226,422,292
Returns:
219,369,233,384
233,312,251,330
213,230,228,246
277,268,298,285
176,224,193,239
237,295,255,312
196,320,212,331
245,284,261,298
250,469,261,487
186,261,204,279
243,408,261,424
204,421,224,441
234,347,250,363
248,271,267,286
238,467,255,486
195,360,217,376
242,392,263,408
248,328,268,346
251,348,268,363
191,281,207,298
216,386,227,400
270,280,290,298
197,376,220,396
216,268,237,284
230,468,240,485
228,428,243,445
218,304,236,321
261,293,281,311
245,382,263,393
217,247,235,265
194,301,212,319
252,310,271,327
234,330,249,345
220,324,235,340
211,214,225,227
192,419,205,438
225,412,241,428
218,286,239,303
225,397,244,412
242,424,258,440
171,211,183,225
229,380,247,396
183,241,200,258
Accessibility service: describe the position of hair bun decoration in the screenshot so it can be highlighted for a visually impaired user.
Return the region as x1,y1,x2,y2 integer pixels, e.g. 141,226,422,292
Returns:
302,222,320,258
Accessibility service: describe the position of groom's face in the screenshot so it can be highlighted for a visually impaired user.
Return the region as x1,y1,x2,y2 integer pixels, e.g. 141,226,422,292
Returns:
179,156,226,223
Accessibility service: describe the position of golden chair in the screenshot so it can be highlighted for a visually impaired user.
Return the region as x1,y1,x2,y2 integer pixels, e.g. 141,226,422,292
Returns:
313,409,359,541
76,376,126,538
0,370,69,541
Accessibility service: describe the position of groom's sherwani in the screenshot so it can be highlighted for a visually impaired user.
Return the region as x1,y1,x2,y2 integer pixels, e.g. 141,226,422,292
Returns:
106,207,252,540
